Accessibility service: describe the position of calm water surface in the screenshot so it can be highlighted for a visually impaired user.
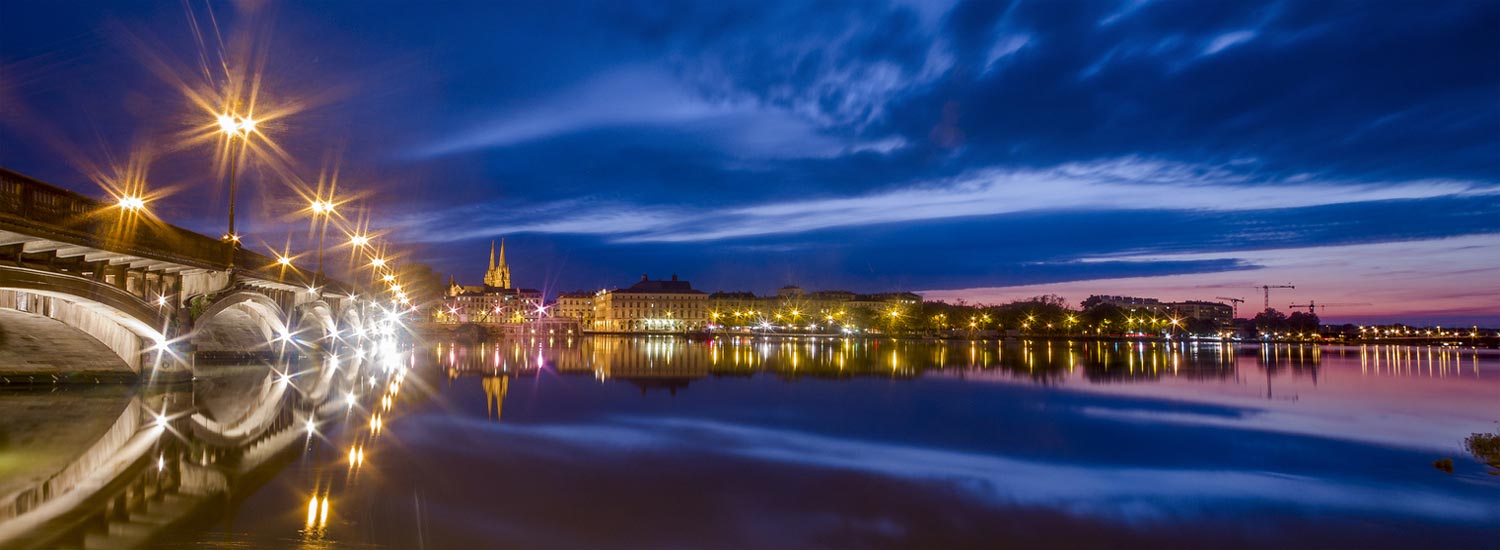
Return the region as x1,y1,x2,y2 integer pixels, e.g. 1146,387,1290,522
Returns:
3,336,1497,549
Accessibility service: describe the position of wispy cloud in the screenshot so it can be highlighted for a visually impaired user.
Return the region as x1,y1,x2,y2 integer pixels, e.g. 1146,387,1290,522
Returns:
1098,0,1154,27
403,157,1497,244
413,66,903,160
1202,30,1258,56
984,34,1033,72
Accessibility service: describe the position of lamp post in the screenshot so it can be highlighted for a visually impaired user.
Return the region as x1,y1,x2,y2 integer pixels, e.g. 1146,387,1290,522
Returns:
216,113,256,267
310,199,336,286
346,233,371,284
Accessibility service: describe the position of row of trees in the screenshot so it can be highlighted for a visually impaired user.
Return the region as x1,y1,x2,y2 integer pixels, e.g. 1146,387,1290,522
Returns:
1247,309,1321,335
711,293,1317,338
901,296,1319,338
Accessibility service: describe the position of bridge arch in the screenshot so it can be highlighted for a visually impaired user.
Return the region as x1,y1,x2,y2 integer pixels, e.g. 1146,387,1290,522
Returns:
338,305,362,338
294,301,337,346
0,266,168,375
191,291,288,357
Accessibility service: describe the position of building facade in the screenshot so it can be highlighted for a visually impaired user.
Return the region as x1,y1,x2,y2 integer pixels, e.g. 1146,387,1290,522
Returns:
1093,295,1167,314
1086,295,1234,325
591,274,708,333
483,239,511,288
555,291,594,325
437,240,544,324
1166,301,1234,324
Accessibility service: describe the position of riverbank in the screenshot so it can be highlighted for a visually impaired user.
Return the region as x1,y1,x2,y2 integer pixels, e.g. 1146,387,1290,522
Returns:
407,323,1499,348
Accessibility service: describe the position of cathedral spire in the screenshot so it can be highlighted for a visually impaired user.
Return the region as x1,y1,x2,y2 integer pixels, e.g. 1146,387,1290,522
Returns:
483,237,512,289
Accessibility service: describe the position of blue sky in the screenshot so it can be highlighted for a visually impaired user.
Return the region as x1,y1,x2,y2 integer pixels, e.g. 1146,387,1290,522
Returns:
1,1,1497,323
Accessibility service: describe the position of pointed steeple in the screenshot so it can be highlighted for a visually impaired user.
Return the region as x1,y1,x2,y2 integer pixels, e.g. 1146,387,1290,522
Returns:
483,237,513,289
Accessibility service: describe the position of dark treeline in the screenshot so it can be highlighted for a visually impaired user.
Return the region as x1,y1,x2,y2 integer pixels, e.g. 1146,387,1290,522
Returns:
712,294,1269,338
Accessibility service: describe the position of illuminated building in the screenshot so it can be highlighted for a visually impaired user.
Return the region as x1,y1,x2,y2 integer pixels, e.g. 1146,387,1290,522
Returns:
1092,295,1168,314
1166,301,1234,324
482,239,511,289
1087,295,1232,324
438,239,542,323
555,291,594,324
591,274,707,333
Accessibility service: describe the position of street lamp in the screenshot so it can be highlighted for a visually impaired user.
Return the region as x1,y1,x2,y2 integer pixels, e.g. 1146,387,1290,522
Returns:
216,113,256,257
117,195,147,212
275,254,295,278
309,198,337,284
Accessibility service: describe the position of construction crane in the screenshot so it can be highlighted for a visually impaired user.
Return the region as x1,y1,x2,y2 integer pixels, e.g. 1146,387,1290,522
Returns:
1215,296,1245,318
1288,300,1373,315
1257,284,1294,311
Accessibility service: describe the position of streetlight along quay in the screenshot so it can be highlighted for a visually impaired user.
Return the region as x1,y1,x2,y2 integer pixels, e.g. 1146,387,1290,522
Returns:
117,195,146,211
216,111,257,266
310,197,337,284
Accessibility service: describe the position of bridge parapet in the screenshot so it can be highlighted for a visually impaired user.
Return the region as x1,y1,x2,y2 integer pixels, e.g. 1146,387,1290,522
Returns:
0,168,356,291
2,168,229,270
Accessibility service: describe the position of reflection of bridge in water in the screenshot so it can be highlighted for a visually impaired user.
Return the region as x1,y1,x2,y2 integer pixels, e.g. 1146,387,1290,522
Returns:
0,337,396,549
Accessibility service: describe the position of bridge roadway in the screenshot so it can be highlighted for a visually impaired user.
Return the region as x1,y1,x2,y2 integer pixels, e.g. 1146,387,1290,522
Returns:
0,167,376,381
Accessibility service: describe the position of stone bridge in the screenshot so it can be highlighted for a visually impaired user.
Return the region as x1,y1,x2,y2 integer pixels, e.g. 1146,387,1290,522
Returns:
0,168,374,382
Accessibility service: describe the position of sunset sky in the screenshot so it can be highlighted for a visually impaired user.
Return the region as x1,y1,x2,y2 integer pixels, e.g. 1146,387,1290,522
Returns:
2,1,1496,324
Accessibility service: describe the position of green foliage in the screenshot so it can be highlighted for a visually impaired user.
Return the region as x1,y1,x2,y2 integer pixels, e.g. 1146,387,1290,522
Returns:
189,295,209,320
401,263,446,308
1082,303,1126,327
1465,432,1500,475
1182,317,1219,336
1287,311,1320,333
845,306,877,330
1252,309,1289,333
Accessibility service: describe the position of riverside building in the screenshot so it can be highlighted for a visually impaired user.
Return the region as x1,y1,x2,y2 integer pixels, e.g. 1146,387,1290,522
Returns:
590,274,708,333
437,240,543,323
554,291,594,325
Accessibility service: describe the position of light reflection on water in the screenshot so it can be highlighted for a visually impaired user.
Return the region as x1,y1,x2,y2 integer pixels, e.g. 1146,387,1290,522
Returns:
1,337,1496,549
436,335,1488,385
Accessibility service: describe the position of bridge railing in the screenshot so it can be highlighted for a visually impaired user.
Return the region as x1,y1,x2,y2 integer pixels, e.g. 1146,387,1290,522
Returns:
0,168,353,293
1,168,231,270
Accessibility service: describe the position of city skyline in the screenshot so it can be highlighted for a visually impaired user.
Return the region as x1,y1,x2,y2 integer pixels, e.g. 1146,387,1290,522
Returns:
1,4,1498,549
2,1,1497,325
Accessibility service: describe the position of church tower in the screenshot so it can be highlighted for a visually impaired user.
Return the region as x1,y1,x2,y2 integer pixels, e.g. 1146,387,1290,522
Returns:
483,239,512,289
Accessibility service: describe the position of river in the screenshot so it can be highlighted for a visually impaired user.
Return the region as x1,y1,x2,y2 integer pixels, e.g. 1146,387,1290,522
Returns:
2,336,1497,548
